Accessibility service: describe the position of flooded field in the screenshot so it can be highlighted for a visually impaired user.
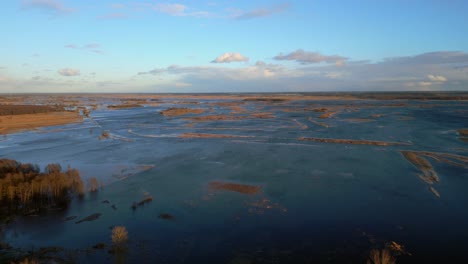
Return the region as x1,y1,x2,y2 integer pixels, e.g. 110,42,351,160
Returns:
0,93,467,263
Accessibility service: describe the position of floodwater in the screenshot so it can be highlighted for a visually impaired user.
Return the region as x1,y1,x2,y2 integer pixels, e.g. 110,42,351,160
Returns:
1,97,468,263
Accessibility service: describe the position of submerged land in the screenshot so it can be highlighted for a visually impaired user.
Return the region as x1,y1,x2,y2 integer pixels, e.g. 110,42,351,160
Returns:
0,92,467,263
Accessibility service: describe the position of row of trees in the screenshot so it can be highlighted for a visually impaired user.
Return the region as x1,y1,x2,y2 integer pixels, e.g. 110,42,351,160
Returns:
0,159,85,216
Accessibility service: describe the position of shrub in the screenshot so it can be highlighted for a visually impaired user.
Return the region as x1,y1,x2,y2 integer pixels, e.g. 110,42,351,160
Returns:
10,258,39,264
367,248,396,264
111,226,128,247
88,177,99,192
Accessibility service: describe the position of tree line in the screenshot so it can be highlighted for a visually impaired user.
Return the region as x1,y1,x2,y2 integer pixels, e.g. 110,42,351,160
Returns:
0,159,85,220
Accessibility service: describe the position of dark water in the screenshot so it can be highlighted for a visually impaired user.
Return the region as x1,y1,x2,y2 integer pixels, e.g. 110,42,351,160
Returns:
1,98,467,263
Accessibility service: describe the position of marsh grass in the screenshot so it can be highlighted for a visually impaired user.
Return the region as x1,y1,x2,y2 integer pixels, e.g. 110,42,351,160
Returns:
111,226,128,248
367,248,396,264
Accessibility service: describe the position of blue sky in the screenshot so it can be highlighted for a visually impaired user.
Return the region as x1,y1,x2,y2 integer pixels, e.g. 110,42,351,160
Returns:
2,0,468,92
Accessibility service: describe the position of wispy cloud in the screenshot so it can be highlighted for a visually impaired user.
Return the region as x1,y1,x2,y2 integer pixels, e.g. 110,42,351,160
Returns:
58,68,80,76
65,43,103,54
21,0,75,14
138,60,288,81
274,49,348,66
232,3,290,20
211,52,249,63
154,3,186,16
136,51,468,92
145,3,210,18
427,74,447,82
111,3,126,9
98,12,127,20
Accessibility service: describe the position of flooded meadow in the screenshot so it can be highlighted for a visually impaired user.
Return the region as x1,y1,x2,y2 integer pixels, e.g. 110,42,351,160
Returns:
0,93,467,263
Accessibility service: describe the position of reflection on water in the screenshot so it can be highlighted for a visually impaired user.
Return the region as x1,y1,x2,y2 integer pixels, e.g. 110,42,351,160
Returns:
1,98,467,263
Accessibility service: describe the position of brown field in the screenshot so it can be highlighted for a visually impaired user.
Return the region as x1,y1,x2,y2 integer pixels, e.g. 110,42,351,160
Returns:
0,111,83,135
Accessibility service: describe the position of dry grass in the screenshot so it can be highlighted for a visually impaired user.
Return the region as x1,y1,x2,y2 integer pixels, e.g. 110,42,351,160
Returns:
160,107,204,117
0,112,82,135
184,115,249,122
401,151,439,184
401,150,468,198
318,111,338,119
209,181,261,194
88,177,99,192
367,249,396,264
111,226,128,246
11,258,39,264
458,129,468,136
131,195,153,209
107,104,142,109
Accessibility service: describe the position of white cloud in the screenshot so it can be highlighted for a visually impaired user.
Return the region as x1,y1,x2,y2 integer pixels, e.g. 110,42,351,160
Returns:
21,0,75,14
154,3,187,16
211,52,249,63
65,43,103,54
58,68,80,76
427,74,447,82
98,12,127,19
232,3,290,20
138,60,289,81
274,49,347,66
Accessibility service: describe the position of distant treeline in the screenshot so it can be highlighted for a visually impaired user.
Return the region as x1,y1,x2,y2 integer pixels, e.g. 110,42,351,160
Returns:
0,159,84,220
0,105,65,116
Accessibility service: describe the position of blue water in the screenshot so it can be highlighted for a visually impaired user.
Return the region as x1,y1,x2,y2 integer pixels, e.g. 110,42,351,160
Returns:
1,98,467,263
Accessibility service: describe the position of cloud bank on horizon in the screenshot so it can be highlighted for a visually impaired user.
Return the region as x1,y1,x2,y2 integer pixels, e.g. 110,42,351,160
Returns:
2,0,468,92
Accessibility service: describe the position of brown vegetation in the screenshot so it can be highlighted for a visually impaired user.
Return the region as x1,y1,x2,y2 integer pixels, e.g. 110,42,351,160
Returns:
458,129,468,142
131,195,153,210
251,112,275,119
158,213,175,220
401,150,468,198
184,115,249,122
0,105,64,116
209,181,261,194
458,129,468,137
10,258,40,264
99,131,110,140
298,137,411,146
367,249,396,264
313,108,328,112
75,213,101,224
107,104,143,109
160,107,205,117
111,226,128,248
401,151,439,184
0,159,84,221
0,112,82,135
88,177,99,192
318,111,338,119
